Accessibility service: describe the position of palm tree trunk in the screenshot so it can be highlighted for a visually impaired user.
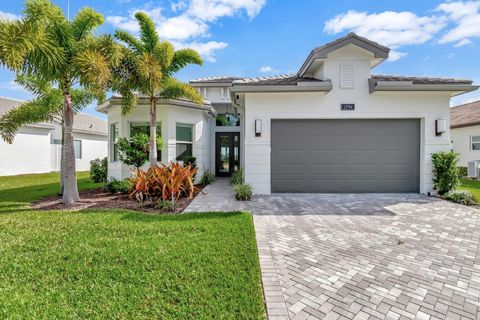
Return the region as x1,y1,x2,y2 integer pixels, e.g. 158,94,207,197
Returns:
149,97,157,167
60,120,65,195
62,92,80,204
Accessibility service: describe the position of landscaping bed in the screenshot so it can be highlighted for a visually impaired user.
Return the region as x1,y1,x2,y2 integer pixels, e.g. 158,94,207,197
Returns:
31,184,205,213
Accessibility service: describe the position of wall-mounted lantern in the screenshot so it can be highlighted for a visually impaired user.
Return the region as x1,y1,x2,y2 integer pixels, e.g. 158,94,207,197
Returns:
435,118,447,136
255,119,262,137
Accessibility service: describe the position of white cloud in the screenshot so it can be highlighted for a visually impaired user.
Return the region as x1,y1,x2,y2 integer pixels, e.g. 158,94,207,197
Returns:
388,51,408,61
259,65,277,73
436,1,480,45
174,41,228,62
0,10,20,21
448,52,456,59
0,80,26,92
107,0,267,63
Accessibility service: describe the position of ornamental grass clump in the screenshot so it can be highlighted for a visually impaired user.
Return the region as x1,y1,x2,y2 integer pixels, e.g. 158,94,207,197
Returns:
444,190,477,206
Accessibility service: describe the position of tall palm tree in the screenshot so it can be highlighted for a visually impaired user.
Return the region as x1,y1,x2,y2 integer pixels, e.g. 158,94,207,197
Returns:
0,0,121,204
113,12,204,167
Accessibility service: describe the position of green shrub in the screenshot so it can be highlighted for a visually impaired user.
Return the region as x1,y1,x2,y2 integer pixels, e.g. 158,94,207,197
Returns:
156,199,176,212
105,179,132,194
444,190,477,205
200,170,215,186
457,166,468,178
183,156,197,168
89,157,108,183
230,168,244,185
431,151,460,195
233,183,252,201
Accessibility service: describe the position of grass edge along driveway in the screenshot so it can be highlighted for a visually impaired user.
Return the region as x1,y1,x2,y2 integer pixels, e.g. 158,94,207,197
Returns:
0,172,265,319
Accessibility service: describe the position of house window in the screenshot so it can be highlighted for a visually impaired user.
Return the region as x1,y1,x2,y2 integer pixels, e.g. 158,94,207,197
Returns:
216,113,240,127
74,140,82,159
129,122,162,161
176,124,193,161
111,123,119,162
472,136,480,150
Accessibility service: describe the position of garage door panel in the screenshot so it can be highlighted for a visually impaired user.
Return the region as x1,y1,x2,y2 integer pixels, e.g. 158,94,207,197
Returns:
271,119,420,193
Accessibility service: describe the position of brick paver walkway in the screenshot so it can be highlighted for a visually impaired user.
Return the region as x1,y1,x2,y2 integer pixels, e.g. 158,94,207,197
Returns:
186,181,480,319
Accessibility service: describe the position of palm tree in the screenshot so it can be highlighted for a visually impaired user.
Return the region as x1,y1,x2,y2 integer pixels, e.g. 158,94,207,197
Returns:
113,12,204,167
0,0,121,204
0,74,95,193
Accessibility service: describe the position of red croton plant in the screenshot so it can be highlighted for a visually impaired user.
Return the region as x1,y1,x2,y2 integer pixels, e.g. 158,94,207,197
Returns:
129,162,197,202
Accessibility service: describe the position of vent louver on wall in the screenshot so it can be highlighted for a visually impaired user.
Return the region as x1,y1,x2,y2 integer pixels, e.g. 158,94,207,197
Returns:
340,62,355,88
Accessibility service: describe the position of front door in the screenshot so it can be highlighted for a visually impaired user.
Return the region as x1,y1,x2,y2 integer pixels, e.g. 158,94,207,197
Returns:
215,132,240,176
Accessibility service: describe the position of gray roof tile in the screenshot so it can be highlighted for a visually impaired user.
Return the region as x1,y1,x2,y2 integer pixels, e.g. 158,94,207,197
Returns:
371,74,473,85
232,74,324,86
450,100,480,128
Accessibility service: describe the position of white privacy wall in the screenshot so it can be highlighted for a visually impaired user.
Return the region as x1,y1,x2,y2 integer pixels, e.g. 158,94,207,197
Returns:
0,126,52,176
451,125,480,167
106,103,212,181
243,46,452,194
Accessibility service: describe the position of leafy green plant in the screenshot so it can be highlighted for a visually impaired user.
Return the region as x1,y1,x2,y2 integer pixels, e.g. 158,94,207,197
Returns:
118,133,150,170
233,183,252,201
89,157,108,183
443,190,477,205
457,166,468,178
105,179,132,194
183,156,197,168
200,170,215,186
431,151,460,195
156,199,176,212
231,168,244,185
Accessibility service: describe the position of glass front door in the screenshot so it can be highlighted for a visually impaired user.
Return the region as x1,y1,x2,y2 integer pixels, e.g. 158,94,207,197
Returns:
215,132,240,176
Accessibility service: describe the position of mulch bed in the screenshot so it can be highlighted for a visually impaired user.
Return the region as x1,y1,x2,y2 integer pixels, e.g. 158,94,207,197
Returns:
31,185,205,213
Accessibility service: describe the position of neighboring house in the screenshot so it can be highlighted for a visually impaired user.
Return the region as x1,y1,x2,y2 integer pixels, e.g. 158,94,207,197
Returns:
98,33,478,194
450,100,480,167
0,97,108,176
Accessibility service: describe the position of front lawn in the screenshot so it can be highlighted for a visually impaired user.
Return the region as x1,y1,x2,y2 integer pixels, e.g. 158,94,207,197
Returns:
459,178,480,200
0,173,265,319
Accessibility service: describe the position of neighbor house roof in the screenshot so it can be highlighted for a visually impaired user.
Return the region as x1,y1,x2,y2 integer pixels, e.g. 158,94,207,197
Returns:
0,96,107,134
371,75,473,85
0,97,53,129
190,76,244,84
450,100,480,129
232,74,325,86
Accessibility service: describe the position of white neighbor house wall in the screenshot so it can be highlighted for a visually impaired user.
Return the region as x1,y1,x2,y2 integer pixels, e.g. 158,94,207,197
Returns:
451,125,480,167
105,103,212,181
242,46,452,195
0,126,53,176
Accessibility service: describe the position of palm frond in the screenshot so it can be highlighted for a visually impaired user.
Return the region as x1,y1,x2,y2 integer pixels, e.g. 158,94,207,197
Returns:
159,78,203,104
136,52,162,94
119,88,137,115
114,30,143,54
15,73,54,96
134,12,159,53
168,48,203,75
71,7,104,41
71,88,96,111
153,41,174,73
73,49,111,91
0,94,63,143
0,20,37,70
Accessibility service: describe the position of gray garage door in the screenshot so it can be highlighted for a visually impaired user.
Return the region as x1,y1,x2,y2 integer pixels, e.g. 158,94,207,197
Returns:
271,119,420,193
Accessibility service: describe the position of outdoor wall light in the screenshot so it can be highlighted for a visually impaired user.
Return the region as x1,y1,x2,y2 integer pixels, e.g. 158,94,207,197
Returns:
255,119,262,137
435,118,447,136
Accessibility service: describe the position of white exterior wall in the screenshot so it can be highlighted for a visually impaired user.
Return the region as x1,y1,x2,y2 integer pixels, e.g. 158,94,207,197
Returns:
106,103,212,182
243,46,452,194
0,126,53,176
451,125,480,167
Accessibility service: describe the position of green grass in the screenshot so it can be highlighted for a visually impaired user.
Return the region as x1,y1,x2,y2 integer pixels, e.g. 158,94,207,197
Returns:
459,178,480,200
0,171,102,203
0,173,265,319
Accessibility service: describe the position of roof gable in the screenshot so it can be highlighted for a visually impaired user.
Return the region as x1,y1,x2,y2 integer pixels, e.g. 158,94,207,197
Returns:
451,100,480,128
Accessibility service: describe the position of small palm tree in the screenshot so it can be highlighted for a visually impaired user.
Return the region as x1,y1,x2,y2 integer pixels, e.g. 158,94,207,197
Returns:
113,12,204,167
0,0,121,204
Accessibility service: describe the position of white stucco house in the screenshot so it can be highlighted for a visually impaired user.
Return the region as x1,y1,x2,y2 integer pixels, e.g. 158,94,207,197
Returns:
98,33,478,194
0,97,108,176
450,100,480,167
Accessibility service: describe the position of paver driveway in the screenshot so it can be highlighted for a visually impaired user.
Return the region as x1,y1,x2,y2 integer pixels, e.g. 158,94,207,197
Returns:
186,181,480,320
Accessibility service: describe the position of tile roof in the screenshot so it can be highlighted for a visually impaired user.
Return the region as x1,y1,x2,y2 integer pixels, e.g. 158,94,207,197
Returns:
0,97,52,128
190,76,245,83
450,100,480,128
232,74,325,86
371,75,473,85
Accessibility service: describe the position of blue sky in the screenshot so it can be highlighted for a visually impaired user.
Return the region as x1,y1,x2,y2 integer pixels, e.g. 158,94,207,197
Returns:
1,0,479,119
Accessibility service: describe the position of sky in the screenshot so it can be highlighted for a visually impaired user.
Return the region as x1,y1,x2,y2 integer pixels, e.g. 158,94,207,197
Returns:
0,0,479,119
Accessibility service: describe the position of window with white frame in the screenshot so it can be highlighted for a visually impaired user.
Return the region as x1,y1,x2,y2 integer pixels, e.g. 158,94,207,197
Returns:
176,123,193,161
74,139,82,159
472,136,480,150
111,123,119,162
129,122,162,161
